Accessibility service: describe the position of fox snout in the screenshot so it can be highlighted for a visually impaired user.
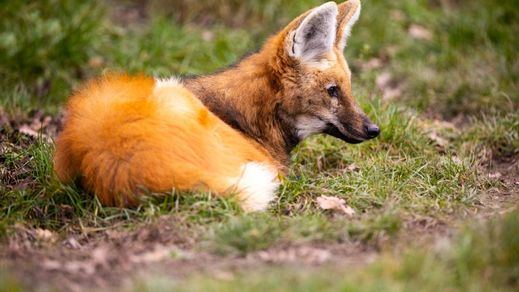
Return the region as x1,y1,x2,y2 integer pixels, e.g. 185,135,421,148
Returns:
362,114,380,139
365,123,380,139
323,112,380,144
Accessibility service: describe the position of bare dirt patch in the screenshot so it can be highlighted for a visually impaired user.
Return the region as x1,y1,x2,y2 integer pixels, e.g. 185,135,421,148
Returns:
476,159,519,218
1,217,196,291
4,190,517,292
1,110,517,291
0,216,379,291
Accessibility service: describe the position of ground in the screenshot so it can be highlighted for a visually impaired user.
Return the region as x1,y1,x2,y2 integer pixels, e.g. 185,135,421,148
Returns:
0,0,518,291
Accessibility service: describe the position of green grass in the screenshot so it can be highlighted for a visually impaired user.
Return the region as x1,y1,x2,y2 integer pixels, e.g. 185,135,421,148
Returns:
461,112,519,160
0,0,515,245
136,213,519,291
0,0,105,111
0,0,517,290
349,0,518,118
0,271,23,292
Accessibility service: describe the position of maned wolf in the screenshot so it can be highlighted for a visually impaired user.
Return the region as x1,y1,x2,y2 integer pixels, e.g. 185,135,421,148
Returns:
54,0,380,211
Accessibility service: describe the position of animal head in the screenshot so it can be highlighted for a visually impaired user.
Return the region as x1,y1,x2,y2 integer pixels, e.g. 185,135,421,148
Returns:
268,0,380,144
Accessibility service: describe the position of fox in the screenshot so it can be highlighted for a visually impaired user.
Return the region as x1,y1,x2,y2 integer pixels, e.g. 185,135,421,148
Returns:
53,0,380,212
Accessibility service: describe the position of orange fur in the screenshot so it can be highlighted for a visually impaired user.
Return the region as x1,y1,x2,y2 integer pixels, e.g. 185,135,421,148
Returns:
54,75,277,207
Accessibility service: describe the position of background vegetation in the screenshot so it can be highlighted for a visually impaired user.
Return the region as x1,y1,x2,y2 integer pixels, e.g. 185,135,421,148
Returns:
0,0,517,290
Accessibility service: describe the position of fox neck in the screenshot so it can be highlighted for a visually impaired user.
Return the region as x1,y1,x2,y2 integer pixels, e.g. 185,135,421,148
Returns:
184,52,298,170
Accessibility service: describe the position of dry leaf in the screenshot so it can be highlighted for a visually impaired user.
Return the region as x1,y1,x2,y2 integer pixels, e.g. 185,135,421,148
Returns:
409,24,432,41
376,71,402,101
255,247,331,264
212,270,235,281
202,30,214,41
346,163,360,172
451,156,462,165
362,58,382,70
64,237,82,249
376,72,392,89
129,245,172,264
430,119,456,131
316,195,356,216
18,124,51,142
390,10,405,21
18,124,39,137
488,172,502,179
88,56,104,68
91,247,110,265
427,131,449,148
417,119,457,150
42,259,61,270
34,229,57,242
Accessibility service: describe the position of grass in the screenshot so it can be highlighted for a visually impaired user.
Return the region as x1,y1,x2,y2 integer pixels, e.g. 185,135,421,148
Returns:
0,0,517,290
0,272,23,292
0,0,105,111
137,213,519,291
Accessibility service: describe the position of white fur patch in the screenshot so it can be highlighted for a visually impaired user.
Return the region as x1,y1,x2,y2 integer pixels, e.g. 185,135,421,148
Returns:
305,55,337,70
233,162,280,212
154,77,180,88
153,76,195,115
290,2,338,64
338,2,361,50
295,115,327,139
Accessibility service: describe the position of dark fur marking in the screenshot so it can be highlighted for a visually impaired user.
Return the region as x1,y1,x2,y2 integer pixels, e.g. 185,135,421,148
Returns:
274,103,300,153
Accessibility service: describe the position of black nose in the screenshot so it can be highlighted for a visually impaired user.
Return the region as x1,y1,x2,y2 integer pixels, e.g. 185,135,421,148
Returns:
366,124,380,138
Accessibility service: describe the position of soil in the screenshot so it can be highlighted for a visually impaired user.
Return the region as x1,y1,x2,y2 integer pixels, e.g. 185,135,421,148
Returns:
1,107,518,291
1,169,516,291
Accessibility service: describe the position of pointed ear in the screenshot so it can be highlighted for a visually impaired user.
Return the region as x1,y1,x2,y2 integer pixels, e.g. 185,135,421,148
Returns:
335,0,361,50
287,2,338,64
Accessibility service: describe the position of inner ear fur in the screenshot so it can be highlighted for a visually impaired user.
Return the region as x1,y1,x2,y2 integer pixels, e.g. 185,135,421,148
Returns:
284,2,338,63
335,0,361,50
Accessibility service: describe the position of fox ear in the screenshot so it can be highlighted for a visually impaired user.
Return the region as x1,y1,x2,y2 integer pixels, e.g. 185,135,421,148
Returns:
287,2,338,64
335,0,361,50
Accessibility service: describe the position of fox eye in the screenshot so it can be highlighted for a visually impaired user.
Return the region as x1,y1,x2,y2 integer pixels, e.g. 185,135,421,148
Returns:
327,85,339,98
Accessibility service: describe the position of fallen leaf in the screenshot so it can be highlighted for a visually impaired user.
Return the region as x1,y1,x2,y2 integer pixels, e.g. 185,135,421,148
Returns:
376,72,402,101
346,163,359,172
129,245,172,264
64,261,95,275
417,119,458,150
18,124,51,142
42,259,61,270
383,45,400,58
376,72,391,88
362,58,382,70
88,56,104,68
488,172,502,179
390,10,405,21
254,247,330,264
91,247,110,268
451,156,462,165
212,270,235,281
430,119,457,131
63,237,82,249
202,30,214,41
316,195,356,216
18,124,39,137
427,131,449,148
34,229,57,243
409,24,432,41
